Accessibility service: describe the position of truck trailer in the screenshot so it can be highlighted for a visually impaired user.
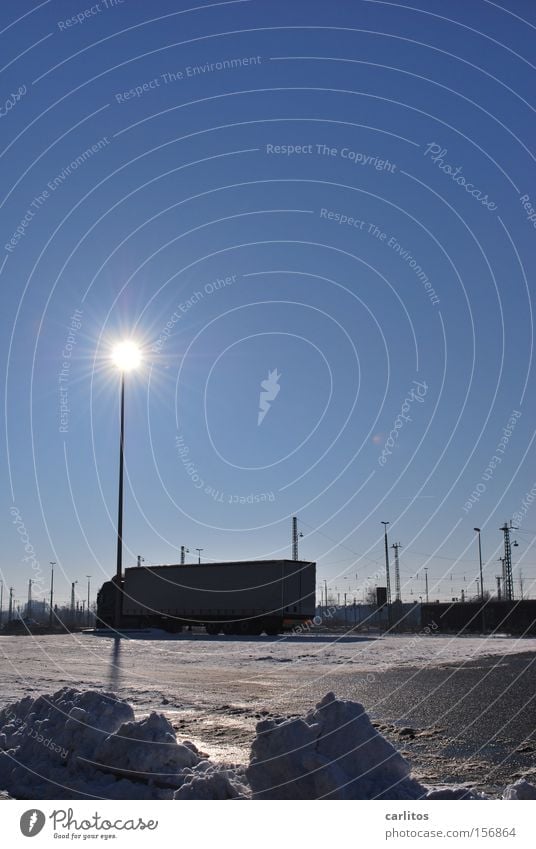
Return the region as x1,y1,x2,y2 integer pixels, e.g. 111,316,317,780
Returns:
97,559,316,635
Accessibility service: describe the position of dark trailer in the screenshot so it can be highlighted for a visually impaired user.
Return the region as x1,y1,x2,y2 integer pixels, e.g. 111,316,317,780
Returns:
97,558,316,635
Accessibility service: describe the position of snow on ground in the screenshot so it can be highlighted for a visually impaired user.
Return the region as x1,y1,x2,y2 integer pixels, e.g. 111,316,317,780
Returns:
1,631,535,713
0,685,533,801
0,631,534,775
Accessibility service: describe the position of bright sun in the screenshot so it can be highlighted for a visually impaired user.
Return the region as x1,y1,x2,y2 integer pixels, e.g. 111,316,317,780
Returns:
112,340,142,371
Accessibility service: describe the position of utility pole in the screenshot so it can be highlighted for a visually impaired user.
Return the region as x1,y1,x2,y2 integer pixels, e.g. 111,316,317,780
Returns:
49,562,56,628
500,522,517,601
27,579,33,619
391,542,402,602
496,575,502,601
86,576,91,627
196,548,203,565
180,546,189,565
424,567,429,604
136,555,144,568
381,522,392,604
291,516,303,561
324,579,328,613
8,587,13,623
474,528,484,600
71,581,77,627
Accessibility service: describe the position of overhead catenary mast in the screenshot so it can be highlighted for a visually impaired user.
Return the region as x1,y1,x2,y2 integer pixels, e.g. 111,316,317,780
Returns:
291,516,303,561
500,521,517,601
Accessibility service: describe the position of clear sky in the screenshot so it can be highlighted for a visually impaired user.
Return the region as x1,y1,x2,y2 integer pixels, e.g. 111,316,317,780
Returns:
1,0,536,609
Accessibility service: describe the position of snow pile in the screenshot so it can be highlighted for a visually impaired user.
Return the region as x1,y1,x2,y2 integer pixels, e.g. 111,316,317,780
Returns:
174,760,249,799
94,712,201,786
503,779,536,800
247,691,426,799
1,687,534,800
0,688,135,797
0,688,209,799
425,787,487,800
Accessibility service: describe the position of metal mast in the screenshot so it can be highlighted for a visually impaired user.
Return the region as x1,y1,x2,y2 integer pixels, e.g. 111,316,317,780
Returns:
381,522,392,604
500,522,516,601
291,516,303,561
391,542,402,602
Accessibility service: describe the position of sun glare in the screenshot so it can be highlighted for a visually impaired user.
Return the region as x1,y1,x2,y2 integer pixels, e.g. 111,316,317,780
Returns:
112,340,142,371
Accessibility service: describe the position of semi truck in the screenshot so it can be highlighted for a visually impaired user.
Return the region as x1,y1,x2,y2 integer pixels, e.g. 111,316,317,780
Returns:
97,559,316,635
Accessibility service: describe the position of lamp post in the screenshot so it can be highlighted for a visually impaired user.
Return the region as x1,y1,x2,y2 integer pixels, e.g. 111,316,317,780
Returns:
474,528,484,600
49,562,56,628
71,581,78,628
86,576,91,627
112,341,142,629
196,548,203,565
381,521,392,627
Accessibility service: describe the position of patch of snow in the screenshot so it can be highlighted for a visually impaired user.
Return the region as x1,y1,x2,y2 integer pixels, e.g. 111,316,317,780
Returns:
503,779,536,800
425,786,488,800
93,712,201,786
247,691,426,799
174,762,249,799
0,687,527,800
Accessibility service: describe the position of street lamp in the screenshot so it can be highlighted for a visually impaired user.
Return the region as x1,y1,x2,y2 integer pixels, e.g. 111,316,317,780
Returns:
49,562,56,629
474,528,484,600
86,576,91,627
112,340,142,628
195,548,203,565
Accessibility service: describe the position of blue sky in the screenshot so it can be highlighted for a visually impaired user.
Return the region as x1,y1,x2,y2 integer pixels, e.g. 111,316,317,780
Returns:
1,0,536,608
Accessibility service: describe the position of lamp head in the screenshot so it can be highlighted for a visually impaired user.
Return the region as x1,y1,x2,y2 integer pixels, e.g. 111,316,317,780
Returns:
112,340,142,372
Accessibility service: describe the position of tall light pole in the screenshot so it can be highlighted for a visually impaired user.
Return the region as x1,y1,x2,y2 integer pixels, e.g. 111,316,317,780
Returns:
49,562,56,628
196,548,203,565
381,522,392,628
424,567,429,604
474,528,484,600
71,581,78,627
86,576,91,627
112,340,142,628
381,522,391,603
